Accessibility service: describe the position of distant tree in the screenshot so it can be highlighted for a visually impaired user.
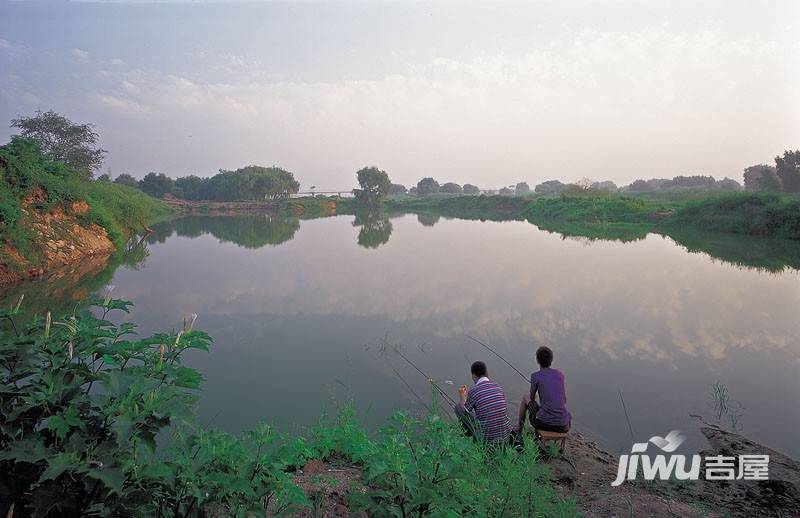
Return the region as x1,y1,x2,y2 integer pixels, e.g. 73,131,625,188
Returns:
11,110,106,178
590,180,617,192
664,175,717,190
534,180,567,195
775,150,800,192
408,186,418,196
439,182,463,194
352,166,391,205
97,173,111,182
499,187,513,195
514,182,530,195
138,172,174,198
463,184,480,195
627,179,652,192
417,177,440,196
389,183,407,195
743,165,781,192
174,175,205,200
195,166,299,201
716,177,742,191
113,173,140,189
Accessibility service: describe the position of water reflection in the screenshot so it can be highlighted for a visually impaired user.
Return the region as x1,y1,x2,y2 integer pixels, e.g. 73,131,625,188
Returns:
417,213,441,227
353,210,394,249
150,214,300,248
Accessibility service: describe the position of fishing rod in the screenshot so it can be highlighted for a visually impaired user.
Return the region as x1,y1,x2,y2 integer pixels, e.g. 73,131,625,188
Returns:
466,335,529,382
392,346,457,406
387,361,455,422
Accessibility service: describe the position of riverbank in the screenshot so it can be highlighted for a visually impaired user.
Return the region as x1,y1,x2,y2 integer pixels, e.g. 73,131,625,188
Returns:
0,139,172,285
282,424,800,518
0,299,577,517
337,191,800,241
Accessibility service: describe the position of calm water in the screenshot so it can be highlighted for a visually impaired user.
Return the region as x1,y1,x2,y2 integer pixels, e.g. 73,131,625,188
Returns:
4,213,800,456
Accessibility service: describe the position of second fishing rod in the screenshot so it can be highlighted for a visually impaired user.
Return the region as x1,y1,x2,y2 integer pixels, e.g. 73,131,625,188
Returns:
392,346,458,407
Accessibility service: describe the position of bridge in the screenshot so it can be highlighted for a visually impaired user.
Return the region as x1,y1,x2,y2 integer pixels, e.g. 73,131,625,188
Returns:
292,191,354,198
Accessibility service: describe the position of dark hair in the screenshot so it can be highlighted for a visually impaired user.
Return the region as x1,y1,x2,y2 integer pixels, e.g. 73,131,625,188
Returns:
471,361,487,377
536,346,553,368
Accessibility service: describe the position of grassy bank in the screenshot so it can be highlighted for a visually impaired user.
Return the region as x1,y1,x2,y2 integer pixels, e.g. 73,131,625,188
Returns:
0,137,171,271
0,299,576,517
665,192,800,239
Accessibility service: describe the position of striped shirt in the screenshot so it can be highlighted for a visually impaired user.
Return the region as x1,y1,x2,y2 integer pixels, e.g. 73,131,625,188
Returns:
465,377,511,442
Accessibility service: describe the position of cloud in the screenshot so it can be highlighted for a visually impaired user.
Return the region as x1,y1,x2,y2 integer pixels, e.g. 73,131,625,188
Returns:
90,92,154,118
71,48,90,62
83,26,797,187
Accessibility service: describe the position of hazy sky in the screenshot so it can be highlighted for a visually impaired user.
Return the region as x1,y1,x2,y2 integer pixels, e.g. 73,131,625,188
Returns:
1,1,798,190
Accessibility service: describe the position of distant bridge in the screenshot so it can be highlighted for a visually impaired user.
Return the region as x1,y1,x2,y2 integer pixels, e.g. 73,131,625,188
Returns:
291,191,354,198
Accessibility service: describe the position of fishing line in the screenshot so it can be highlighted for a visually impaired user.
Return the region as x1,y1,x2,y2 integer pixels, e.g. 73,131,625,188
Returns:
466,335,529,382
392,346,457,406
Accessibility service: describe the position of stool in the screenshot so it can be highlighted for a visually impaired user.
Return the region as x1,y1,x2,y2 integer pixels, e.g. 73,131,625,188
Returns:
534,429,568,454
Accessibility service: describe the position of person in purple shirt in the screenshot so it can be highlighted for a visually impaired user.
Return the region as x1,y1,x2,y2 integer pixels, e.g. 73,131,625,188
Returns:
514,346,571,434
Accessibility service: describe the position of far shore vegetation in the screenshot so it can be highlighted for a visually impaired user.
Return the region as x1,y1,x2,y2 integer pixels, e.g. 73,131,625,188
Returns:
2,110,799,281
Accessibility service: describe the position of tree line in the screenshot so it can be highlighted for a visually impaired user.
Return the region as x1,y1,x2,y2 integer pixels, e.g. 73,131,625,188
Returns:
8,110,799,203
104,166,300,201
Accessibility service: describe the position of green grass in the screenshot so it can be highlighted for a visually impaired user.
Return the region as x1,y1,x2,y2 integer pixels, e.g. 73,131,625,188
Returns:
666,192,800,239
523,193,668,225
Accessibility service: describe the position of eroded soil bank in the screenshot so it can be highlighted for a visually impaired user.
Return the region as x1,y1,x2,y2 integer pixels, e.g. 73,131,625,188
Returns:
0,189,115,285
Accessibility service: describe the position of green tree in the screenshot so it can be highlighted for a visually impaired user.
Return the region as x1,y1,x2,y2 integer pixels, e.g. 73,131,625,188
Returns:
11,110,106,179
716,177,742,191
353,166,391,205
389,183,407,195
514,182,530,195
534,180,567,195
743,165,781,192
173,175,205,200
113,173,140,189
775,150,800,192
197,166,299,201
416,177,440,196
499,187,513,195
96,173,111,182
439,182,463,194
463,184,480,195
138,172,174,198
590,180,617,192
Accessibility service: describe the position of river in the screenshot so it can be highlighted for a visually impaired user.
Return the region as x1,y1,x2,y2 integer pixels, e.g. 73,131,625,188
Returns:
3,212,799,457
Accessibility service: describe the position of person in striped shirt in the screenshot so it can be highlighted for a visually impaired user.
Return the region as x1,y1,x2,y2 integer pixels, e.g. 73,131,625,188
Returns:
454,361,511,443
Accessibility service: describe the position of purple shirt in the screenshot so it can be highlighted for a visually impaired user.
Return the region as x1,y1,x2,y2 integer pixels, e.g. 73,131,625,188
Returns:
530,368,571,427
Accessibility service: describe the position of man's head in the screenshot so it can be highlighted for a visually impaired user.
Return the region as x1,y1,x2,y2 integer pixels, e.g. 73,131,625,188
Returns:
536,346,553,368
470,361,488,382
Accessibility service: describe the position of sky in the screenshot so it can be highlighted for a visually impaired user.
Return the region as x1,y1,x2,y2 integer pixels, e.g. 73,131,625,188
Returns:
1,1,799,190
